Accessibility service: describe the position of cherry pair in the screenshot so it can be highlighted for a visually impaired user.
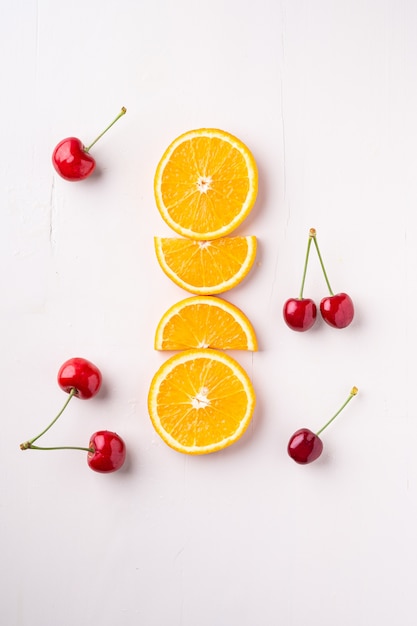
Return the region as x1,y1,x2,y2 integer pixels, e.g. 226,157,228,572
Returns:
283,228,354,332
287,386,358,464
52,108,127,181
20,358,126,473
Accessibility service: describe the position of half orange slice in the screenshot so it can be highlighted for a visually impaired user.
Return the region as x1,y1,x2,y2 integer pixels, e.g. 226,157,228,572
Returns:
154,296,258,351
154,235,257,295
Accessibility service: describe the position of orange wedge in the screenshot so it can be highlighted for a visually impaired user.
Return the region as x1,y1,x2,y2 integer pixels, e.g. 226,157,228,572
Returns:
148,349,256,454
154,296,258,351
154,128,258,240
154,235,257,295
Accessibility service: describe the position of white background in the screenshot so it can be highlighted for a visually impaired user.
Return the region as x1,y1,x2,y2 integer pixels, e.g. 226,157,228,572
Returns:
1,1,416,625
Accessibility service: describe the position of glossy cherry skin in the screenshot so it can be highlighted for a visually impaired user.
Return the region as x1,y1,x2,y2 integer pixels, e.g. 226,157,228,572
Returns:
57,357,102,399
52,137,95,181
320,292,354,329
288,428,324,464
283,298,317,331
87,431,126,473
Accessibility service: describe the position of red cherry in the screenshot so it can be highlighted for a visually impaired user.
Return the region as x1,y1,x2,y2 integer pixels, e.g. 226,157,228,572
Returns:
309,229,355,329
320,292,354,328
283,298,317,331
52,137,96,181
288,428,323,464
87,431,126,473
287,387,358,465
284,229,317,332
57,357,102,400
52,107,126,182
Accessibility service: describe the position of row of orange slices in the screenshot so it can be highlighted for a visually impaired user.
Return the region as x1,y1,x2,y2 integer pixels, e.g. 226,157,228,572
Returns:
147,128,259,455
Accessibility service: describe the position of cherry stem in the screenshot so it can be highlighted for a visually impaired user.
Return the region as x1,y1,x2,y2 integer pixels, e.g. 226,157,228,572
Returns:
298,230,314,299
24,444,93,452
20,387,77,450
316,386,358,436
310,228,334,296
84,106,127,153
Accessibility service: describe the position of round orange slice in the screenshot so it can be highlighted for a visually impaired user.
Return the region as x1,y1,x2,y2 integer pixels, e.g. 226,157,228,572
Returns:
154,296,258,351
148,349,256,455
154,128,258,240
154,235,257,295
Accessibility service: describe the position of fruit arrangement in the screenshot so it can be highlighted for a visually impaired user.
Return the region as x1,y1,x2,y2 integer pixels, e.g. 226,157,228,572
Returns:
20,110,128,474
149,128,259,454
19,115,361,473
20,358,126,473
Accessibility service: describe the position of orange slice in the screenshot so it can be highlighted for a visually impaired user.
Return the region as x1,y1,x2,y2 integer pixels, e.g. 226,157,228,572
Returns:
154,235,257,295
148,349,256,454
154,128,258,240
154,296,258,351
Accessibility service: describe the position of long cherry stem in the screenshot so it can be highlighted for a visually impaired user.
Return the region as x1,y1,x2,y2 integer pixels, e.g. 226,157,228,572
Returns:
310,228,334,296
298,231,314,299
26,444,93,452
316,386,358,436
84,107,127,153
20,387,77,450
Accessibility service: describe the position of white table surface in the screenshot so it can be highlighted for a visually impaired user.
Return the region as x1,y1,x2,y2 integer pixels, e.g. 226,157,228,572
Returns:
2,1,416,625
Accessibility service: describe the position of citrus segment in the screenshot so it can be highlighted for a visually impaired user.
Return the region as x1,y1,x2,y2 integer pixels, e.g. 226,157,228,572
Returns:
154,235,257,295
148,349,256,454
154,128,258,240
154,296,258,351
